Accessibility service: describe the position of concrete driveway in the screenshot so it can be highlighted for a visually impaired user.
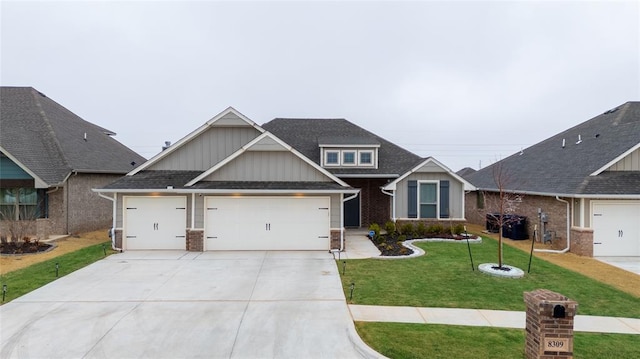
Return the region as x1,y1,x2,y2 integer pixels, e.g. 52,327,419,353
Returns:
1,251,380,359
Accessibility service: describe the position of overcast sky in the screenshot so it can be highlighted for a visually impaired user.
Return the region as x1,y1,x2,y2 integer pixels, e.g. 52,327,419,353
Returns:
2,0,638,172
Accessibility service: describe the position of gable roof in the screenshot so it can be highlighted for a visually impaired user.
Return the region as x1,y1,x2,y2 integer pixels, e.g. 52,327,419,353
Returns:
262,118,423,177
0,87,145,186
464,101,640,196
129,106,263,176
383,157,476,191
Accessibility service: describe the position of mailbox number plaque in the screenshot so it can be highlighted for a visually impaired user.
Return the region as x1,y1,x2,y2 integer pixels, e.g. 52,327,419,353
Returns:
543,337,570,351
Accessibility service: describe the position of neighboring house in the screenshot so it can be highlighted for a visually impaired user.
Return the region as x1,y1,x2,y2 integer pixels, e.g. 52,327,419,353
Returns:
463,101,640,257
95,107,472,252
263,118,474,228
0,87,145,237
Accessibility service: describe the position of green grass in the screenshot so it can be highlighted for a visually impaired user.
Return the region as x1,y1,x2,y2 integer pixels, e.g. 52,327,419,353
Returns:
340,237,640,318
0,241,116,304
356,322,640,359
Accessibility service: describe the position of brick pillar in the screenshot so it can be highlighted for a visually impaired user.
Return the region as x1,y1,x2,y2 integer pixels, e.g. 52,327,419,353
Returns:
114,229,123,249
186,230,204,251
524,289,578,359
330,229,343,250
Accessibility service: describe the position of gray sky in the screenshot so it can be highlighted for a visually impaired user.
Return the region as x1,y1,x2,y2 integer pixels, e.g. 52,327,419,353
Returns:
2,0,638,172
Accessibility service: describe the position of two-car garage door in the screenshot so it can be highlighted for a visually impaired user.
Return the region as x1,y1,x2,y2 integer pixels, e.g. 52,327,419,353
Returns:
205,196,330,250
592,201,640,257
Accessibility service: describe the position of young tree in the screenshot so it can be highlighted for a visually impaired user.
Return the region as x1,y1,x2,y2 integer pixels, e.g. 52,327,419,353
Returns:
483,163,524,269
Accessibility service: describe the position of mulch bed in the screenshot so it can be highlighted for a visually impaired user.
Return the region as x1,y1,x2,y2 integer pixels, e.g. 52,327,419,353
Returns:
371,232,478,256
1,242,54,255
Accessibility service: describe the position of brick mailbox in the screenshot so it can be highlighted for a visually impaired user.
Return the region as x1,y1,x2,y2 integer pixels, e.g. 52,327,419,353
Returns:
524,289,578,359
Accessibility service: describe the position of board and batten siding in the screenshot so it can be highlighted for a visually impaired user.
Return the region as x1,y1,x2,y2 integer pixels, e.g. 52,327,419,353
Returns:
395,172,465,219
148,126,261,171
606,147,640,171
204,151,332,182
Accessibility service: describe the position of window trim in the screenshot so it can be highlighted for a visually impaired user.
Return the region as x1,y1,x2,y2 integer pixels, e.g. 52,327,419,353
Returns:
358,150,374,166
418,180,439,219
342,151,357,166
324,150,340,166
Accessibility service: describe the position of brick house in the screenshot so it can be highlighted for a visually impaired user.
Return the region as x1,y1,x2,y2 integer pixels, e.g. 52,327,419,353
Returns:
0,87,145,237
463,102,640,257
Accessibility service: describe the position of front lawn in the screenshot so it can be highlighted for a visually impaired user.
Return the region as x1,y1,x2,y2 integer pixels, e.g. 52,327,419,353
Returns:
356,322,640,359
0,241,116,304
339,236,640,318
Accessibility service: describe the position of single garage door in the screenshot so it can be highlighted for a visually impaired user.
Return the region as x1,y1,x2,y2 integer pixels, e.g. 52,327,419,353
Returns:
592,201,640,256
205,196,330,250
124,197,187,250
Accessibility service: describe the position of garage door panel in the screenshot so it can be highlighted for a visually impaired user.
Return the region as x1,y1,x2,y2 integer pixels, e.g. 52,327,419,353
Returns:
593,202,640,257
205,197,330,250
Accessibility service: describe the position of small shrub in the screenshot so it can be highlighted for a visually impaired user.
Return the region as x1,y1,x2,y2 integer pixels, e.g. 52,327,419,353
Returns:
399,222,415,236
399,247,409,255
369,223,381,237
426,224,444,235
416,222,427,237
452,224,465,235
384,221,396,234
23,236,32,244
398,235,407,242
385,244,394,251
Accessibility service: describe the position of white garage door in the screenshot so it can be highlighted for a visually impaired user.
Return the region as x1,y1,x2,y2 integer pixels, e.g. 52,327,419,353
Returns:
205,196,330,250
124,197,187,250
592,201,640,256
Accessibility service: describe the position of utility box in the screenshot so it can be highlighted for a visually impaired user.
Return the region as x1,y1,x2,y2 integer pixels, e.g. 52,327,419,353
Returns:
524,289,578,359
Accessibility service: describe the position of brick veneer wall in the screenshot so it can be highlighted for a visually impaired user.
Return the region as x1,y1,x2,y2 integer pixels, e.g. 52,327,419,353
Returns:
524,289,578,359
187,230,204,251
342,178,391,227
465,191,589,255
330,229,343,250
67,173,122,234
569,227,593,257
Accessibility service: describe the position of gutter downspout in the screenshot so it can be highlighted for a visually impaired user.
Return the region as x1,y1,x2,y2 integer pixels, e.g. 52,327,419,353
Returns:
381,188,395,221
98,192,121,252
534,196,570,254
341,192,359,251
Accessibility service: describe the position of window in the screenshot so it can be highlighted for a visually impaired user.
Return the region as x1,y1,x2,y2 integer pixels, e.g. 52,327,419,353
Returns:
325,151,339,166
419,182,438,218
359,151,373,166
0,188,40,220
342,151,356,165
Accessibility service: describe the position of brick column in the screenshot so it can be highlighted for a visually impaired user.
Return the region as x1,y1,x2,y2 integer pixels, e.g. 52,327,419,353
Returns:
524,289,578,359
114,229,123,249
330,229,343,250
187,230,204,251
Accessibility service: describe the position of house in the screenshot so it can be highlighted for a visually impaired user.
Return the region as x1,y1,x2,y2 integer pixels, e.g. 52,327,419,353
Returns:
95,107,359,251
0,87,145,237
96,108,472,252
262,118,474,228
463,101,640,257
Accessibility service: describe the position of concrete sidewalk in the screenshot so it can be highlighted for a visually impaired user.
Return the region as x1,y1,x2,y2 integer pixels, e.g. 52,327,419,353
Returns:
349,305,640,334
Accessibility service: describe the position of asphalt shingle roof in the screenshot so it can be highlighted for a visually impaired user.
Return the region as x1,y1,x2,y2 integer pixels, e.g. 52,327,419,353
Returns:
262,118,422,176
464,102,640,196
1,87,145,186
102,170,350,191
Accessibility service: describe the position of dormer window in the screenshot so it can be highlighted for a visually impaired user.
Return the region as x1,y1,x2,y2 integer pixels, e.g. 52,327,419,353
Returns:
342,151,356,166
325,151,339,166
359,151,373,166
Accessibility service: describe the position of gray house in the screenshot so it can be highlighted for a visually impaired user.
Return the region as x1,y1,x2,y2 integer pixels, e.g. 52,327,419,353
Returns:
464,101,640,257
96,107,472,252
0,87,145,237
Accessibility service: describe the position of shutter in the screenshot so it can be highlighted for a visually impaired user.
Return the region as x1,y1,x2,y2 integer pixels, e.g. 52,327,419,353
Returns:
440,180,450,218
408,180,417,218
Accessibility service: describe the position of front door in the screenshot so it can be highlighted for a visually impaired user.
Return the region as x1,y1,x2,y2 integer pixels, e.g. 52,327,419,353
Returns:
344,194,360,228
